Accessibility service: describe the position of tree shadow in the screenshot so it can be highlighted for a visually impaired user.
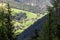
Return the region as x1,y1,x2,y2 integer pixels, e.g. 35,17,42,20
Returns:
16,15,48,40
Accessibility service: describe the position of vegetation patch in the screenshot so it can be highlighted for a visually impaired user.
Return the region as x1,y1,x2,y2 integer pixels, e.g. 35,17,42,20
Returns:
11,8,48,36
11,8,37,36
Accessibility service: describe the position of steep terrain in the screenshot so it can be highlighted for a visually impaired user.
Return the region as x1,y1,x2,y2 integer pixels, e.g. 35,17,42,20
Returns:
0,0,53,37
0,0,53,13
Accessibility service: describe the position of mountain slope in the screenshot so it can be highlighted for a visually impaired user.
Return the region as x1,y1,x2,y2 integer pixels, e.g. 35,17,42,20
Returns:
0,0,53,13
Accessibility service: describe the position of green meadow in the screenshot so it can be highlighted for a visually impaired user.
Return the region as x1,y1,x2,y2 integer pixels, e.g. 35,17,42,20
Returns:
10,8,48,36
11,8,37,36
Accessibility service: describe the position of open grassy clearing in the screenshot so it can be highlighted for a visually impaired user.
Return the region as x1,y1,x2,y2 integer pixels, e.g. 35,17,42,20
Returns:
0,3,48,37
0,3,48,36
11,8,37,19
11,8,37,36
11,8,48,36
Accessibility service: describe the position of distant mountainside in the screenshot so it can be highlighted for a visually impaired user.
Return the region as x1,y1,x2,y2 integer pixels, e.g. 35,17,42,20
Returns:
0,0,53,13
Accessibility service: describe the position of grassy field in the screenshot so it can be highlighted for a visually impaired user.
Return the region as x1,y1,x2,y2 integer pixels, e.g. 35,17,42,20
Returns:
11,8,37,36
11,8,37,18
11,8,48,36
0,2,47,36
0,3,48,37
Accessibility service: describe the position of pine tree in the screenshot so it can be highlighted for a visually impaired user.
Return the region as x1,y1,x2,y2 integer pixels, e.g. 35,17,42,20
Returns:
0,2,9,40
0,9,8,40
53,0,60,40
5,3,14,40
48,7,53,40
48,0,60,40
0,2,14,40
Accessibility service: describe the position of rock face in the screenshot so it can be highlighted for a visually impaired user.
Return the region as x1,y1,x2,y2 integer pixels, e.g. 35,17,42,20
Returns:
0,0,53,13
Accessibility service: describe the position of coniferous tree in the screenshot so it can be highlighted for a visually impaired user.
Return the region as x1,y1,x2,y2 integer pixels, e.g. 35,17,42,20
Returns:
0,9,8,40
0,2,14,40
6,3,14,40
48,0,60,40
56,24,60,40
53,0,60,40
48,7,53,40
0,2,9,40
